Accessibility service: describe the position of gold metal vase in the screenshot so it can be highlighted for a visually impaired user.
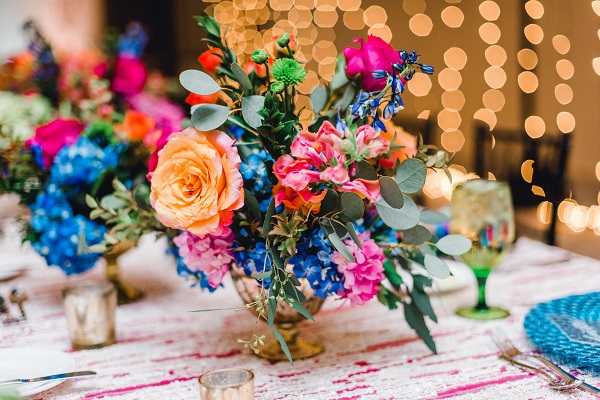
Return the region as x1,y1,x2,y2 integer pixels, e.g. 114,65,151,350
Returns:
104,240,143,305
231,264,325,361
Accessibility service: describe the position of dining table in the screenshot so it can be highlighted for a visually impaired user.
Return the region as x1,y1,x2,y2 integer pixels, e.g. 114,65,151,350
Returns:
1,232,599,400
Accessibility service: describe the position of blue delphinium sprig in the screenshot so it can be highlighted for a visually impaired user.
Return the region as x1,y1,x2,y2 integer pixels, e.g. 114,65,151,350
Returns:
349,49,434,132
239,150,273,212
29,183,105,275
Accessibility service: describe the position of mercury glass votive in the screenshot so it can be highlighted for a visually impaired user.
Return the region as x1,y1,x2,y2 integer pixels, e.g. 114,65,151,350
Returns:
199,369,254,400
62,281,117,350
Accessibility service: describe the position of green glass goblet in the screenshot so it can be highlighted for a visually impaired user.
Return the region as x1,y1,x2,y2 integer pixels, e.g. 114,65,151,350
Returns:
450,179,515,320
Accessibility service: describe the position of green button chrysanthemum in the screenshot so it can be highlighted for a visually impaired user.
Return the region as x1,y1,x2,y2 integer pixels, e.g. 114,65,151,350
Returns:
271,58,306,86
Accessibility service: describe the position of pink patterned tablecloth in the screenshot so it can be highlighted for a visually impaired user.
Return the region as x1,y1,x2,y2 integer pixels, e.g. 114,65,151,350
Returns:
1,236,599,400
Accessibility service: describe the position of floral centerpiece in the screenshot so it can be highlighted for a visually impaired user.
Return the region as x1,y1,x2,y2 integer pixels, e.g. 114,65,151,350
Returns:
0,22,184,300
98,13,471,361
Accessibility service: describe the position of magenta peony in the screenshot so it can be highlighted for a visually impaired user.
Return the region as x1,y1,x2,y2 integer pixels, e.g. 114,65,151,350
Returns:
344,35,402,92
110,57,147,96
27,119,84,169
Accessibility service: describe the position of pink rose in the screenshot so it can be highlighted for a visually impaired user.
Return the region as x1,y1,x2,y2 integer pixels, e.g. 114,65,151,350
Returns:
174,230,234,289
273,154,320,192
27,119,84,169
111,56,147,96
333,231,385,307
344,35,402,92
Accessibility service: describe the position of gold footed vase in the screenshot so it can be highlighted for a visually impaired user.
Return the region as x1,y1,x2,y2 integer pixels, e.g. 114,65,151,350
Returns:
231,265,325,361
104,240,143,305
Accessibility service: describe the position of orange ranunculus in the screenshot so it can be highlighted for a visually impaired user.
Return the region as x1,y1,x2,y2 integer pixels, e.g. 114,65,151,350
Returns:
243,58,273,78
273,183,327,215
150,127,244,238
379,121,418,168
185,92,219,106
197,48,224,74
121,110,156,141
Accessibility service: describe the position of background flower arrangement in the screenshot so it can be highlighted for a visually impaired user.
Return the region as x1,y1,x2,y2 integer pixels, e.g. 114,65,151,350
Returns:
0,21,184,276
114,13,472,360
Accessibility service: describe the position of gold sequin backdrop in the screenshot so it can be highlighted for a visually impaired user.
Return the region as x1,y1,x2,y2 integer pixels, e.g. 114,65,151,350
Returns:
198,0,600,234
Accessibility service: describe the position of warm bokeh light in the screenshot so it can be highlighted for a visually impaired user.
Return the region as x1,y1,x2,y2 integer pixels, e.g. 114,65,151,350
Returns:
474,108,497,130
517,48,538,70
593,57,600,76
593,0,600,16
479,1,500,21
485,45,507,67
556,59,575,80
524,0,544,19
537,201,553,225
368,25,393,42
552,35,570,54
532,185,545,197
554,84,573,105
484,66,507,89
479,22,501,45
441,6,464,28
438,68,462,91
441,130,466,152
437,108,462,132
409,13,433,36
596,161,600,181
442,90,465,111
524,115,545,139
556,112,575,133
423,167,478,200
314,8,338,27
363,5,387,26
408,73,433,97
403,0,426,15
521,159,534,183
524,24,544,45
482,89,505,112
344,9,366,30
518,71,539,93
444,47,468,70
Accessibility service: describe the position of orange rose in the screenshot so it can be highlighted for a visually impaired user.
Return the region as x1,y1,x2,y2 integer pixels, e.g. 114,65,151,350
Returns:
121,110,156,141
379,122,418,168
150,127,244,238
185,92,218,106
197,48,224,74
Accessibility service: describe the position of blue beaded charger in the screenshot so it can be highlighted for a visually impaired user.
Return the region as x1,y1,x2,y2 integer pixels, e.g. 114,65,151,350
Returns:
524,292,600,373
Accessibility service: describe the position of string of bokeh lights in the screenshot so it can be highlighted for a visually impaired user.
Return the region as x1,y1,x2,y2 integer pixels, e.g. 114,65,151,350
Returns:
201,0,600,234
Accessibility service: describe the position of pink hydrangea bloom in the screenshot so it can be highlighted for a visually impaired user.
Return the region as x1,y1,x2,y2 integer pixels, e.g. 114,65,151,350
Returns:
333,231,385,307
173,229,234,289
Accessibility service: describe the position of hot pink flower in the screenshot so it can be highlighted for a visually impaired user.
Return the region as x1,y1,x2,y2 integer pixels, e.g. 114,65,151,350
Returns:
320,164,349,184
27,119,84,169
111,56,147,96
344,35,402,92
174,230,234,289
273,154,320,192
333,231,385,307
340,178,380,202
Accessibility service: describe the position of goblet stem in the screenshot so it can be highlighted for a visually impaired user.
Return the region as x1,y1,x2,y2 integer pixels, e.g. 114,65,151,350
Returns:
474,271,491,311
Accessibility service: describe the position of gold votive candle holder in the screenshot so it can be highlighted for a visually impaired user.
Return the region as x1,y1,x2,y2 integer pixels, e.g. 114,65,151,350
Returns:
62,281,117,350
199,369,254,400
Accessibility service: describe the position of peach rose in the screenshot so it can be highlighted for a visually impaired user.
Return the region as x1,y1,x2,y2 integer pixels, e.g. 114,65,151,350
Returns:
150,127,244,238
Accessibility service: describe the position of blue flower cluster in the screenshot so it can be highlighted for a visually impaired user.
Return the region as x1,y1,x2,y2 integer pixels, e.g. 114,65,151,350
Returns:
29,183,106,275
289,227,344,298
233,241,271,288
118,22,148,59
350,49,434,132
50,137,121,189
239,150,272,212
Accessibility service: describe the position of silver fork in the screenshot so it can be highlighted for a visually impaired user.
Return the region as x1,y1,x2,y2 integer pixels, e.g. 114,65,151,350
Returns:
490,330,600,396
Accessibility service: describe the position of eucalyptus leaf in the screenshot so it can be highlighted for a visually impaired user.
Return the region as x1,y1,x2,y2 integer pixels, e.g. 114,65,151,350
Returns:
327,232,354,262
252,271,271,280
243,189,261,221
330,56,350,90
379,176,404,209
179,69,222,95
332,220,348,238
420,209,451,225
319,189,338,216
191,104,230,131
263,197,275,237
271,327,293,363
241,95,265,129
436,234,472,256
355,161,378,180
376,195,420,230
383,261,403,289
310,86,327,114
232,63,252,91
411,287,437,322
346,222,362,250
402,225,432,245
340,192,364,221
395,158,427,194
423,254,450,279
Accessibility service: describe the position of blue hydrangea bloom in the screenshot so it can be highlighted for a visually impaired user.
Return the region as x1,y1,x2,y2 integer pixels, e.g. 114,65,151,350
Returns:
29,184,105,275
239,150,273,212
176,256,218,293
289,228,344,298
233,241,271,288
229,125,245,140
50,137,122,189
